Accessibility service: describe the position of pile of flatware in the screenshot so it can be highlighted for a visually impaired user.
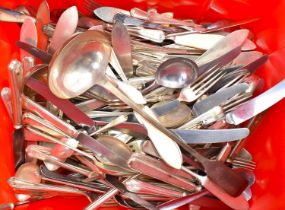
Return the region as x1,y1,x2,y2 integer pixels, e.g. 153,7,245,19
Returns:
1,1,285,210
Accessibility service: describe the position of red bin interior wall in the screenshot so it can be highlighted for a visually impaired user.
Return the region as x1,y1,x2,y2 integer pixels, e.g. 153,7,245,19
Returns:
1,0,285,209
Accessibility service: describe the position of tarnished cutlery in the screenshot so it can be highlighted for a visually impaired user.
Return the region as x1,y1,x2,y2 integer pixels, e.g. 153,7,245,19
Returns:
2,4,282,210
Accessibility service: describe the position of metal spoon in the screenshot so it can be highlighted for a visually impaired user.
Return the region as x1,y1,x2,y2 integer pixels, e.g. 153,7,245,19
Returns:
48,30,249,194
94,135,133,169
142,57,198,94
48,30,183,169
152,101,193,128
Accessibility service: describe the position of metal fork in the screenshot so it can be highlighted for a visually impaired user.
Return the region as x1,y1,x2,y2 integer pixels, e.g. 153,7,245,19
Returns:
218,69,251,91
231,157,256,171
179,65,226,102
83,0,103,15
228,149,256,171
217,143,256,172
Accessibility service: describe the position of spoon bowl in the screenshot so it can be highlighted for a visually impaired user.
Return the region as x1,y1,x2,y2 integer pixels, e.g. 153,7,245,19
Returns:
96,135,133,169
48,30,183,169
156,57,198,88
48,30,111,99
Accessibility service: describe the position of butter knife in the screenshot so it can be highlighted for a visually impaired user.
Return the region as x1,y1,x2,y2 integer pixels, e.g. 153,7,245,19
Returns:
36,0,50,51
226,79,285,125
193,83,249,116
196,29,249,75
47,6,78,54
172,128,249,144
20,18,37,60
94,7,130,23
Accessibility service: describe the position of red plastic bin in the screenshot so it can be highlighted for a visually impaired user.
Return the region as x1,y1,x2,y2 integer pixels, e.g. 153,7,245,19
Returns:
1,0,285,209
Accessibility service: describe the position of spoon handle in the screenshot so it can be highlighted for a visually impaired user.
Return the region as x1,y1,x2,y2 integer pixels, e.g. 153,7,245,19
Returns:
8,60,23,128
100,77,247,196
102,76,204,162
182,167,249,210
84,188,118,210
102,77,184,169
141,80,159,95
157,190,208,210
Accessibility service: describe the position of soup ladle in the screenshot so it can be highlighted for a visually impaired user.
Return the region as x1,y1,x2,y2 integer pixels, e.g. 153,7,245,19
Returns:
48,30,183,170
48,30,248,196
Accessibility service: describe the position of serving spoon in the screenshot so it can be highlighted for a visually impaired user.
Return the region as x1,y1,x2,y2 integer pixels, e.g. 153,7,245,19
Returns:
47,30,249,196
48,30,183,170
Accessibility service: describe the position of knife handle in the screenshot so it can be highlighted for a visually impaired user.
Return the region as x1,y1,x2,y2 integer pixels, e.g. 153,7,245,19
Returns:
22,56,35,79
8,60,23,128
22,95,78,138
22,112,68,139
125,179,185,198
157,190,208,210
25,78,95,131
26,145,91,177
127,153,197,192
130,8,148,20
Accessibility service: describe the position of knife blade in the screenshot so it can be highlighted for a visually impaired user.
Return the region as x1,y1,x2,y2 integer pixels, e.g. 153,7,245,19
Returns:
0,6,35,23
113,13,144,26
152,100,180,116
172,128,249,144
244,54,268,73
226,79,285,125
192,83,249,116
36,0,50,51
16,41,52,63
94,7,130,23
20,18,37,60
47,6,78,54
229,51,268,73
112,20,134,77
230,51,263,67
25,77,95,130
196,29,249,75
